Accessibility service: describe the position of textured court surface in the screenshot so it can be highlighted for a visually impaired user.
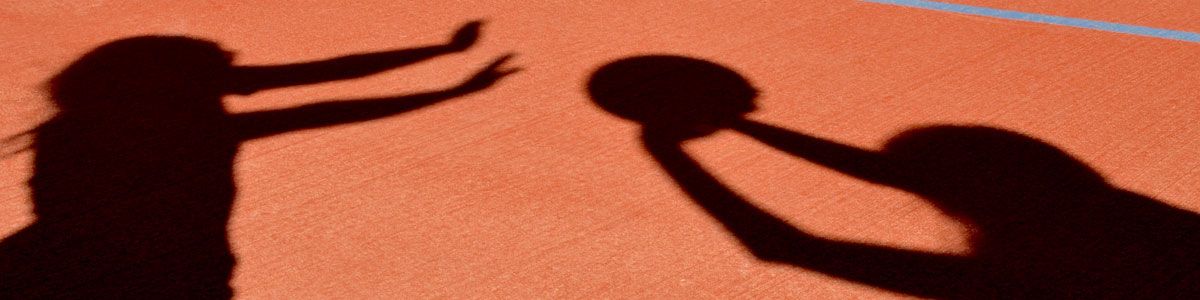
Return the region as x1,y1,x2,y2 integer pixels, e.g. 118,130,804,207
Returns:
2,1,1198,298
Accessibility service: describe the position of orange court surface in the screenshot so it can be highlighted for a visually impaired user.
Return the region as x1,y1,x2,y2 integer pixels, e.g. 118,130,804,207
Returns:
2,1,1198,298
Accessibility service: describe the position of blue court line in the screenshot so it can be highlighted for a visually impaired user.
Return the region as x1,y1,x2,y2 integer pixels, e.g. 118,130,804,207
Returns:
862,0,1200,43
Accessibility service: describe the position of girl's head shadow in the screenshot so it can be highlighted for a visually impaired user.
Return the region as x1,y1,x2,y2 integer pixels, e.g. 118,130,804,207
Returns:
587,55,759,139
49,36,234,117
881,126,1108,220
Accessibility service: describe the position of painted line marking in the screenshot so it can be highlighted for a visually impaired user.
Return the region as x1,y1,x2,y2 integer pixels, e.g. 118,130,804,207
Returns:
862,0,1200,43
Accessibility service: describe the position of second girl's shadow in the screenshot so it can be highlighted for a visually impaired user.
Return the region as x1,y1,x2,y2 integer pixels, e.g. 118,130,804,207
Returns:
586,55,1200,298
0,21,516,298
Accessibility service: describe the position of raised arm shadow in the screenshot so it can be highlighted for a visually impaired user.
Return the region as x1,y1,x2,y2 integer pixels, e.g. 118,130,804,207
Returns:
232,54,518,140
227,21,483,94
640,131,972,298
223,21,521,140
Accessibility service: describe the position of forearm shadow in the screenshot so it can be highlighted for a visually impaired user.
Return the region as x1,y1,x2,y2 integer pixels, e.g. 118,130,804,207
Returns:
642,131,971,298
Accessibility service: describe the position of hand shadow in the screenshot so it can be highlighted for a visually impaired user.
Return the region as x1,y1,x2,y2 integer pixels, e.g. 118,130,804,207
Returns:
0,21,517,299
586,55,1200,298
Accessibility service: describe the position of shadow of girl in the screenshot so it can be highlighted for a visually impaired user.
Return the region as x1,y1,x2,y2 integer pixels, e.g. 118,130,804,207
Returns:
586,55,1199,299
0,21,517,299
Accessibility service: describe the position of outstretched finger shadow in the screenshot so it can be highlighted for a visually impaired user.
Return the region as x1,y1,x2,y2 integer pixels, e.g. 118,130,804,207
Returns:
586,55,1200,298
